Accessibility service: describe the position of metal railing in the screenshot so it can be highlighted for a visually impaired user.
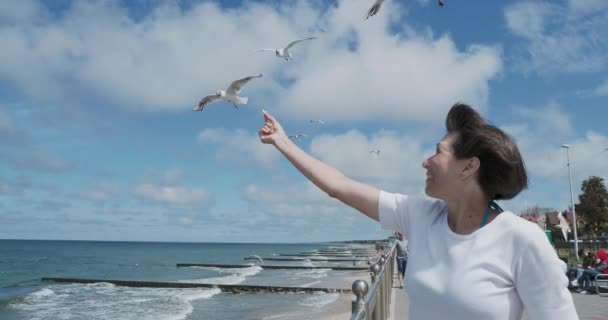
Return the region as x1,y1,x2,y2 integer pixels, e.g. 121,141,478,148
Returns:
350,241,397,320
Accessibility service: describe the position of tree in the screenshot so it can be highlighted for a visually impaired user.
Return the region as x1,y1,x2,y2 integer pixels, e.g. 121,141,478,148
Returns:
575,176,608,238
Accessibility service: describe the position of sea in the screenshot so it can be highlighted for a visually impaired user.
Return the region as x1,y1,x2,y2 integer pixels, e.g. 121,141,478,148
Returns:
0,240,375,320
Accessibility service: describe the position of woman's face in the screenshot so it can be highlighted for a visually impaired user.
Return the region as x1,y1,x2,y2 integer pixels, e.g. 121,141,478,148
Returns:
422,133,468,200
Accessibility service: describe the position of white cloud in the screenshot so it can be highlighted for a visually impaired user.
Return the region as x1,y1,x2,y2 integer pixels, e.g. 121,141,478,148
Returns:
578,78,608,97
568,0,608,15
0,0,501,123
310,129,429,192
0,149,73,172
240,127,435,224
76,181,118,204
502,103,608,182
504,2,558,39
163,168,184,184
241,181,387,240
133,183,212,206
243,182,340,217
512,101,573,136
0,0,41,24
0,106,28,144
504,1,608,74
198,128,280,168
0,107,15,133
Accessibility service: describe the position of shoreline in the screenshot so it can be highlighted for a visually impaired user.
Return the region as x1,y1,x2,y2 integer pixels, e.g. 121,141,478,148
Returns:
260,270,371,320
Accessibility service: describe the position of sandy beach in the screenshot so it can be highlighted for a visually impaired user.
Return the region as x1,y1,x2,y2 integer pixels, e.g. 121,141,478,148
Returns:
260,270,371,320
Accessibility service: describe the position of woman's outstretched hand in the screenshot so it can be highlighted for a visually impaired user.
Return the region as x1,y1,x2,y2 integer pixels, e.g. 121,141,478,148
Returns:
258,111,288,145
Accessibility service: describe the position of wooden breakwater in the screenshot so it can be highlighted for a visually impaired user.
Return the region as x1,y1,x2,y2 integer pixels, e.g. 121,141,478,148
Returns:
279,254,373,257
176,263,369,270
41,277,351,294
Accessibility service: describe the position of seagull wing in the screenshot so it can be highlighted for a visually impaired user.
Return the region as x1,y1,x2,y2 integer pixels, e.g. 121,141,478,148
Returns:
194,94,220,111
366,0,384,19
284,37,318,52
226,73,263,96
257,48,276,52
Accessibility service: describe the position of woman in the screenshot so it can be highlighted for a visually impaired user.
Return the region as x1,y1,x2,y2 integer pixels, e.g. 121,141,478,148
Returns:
258,103,577,319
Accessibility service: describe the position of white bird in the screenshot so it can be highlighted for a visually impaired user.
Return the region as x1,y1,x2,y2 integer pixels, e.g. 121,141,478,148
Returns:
366,0,385,19
257,37,317,61
370,150,380,156
309,119,325,125
557,212,571,241
289,134,307,141
194,74,263,111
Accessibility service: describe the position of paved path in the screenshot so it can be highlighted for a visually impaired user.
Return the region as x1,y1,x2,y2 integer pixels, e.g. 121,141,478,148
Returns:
572,293,608,320
388,273,608,320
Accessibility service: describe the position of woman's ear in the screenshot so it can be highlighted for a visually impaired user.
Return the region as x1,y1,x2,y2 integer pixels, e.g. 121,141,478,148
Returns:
461,157,480,179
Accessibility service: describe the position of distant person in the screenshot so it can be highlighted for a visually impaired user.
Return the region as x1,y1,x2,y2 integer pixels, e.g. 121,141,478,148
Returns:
576,250,608,294
259,103,577,319
395,232,408,289
568,248,595,287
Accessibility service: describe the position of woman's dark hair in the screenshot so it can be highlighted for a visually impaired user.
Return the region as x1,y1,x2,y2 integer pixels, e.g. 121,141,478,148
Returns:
445,103,528,200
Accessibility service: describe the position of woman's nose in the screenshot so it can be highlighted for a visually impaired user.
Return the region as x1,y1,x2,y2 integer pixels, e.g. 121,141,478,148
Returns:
422,158,429,169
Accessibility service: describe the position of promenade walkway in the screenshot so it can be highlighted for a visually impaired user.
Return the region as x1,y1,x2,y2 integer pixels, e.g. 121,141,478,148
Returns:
387,272,608,320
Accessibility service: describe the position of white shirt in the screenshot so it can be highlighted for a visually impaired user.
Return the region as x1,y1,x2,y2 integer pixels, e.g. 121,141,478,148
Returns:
378,191,578,320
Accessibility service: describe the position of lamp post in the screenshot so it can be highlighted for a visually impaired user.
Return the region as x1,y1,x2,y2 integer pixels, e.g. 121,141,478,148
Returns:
561,144,579,262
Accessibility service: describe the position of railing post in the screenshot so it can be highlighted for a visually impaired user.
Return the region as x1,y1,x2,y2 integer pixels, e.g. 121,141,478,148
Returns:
351,280,368,318
370,263,380,320
371,264,380,283
378,257,385,320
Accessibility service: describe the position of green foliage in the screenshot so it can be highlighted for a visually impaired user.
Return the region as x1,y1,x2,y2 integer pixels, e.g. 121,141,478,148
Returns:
575,176,608,237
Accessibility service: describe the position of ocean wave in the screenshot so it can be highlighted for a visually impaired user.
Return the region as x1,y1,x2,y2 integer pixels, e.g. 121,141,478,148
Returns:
9,283,220,320
30,288,54,298
223,266,263,277
300,280,321,287
298,293,339,307
181,274,244,285
192,265,263,277
292,268,331,280
181,265,262,285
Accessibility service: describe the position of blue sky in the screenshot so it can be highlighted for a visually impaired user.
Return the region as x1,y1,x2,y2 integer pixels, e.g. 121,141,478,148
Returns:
0,0,607,243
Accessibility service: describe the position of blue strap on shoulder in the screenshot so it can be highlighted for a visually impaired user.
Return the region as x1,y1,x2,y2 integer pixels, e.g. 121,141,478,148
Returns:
480,200,503,228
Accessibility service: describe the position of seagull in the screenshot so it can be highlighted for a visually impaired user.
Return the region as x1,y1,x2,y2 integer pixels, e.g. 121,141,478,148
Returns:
557,212,571,241
257,37,317,61
193,74,263,111
309,119,325,125
438,0,444,8
366,0,385,19
289,134,307,141
370,150,381,156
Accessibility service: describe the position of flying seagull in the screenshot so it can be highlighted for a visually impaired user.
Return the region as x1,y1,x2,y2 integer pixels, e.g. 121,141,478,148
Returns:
289,134,307,141
194,74,263,111
370,150,381,156
557,211,571,241
257,37,318,61
366,0,385,19
438,0,444,8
